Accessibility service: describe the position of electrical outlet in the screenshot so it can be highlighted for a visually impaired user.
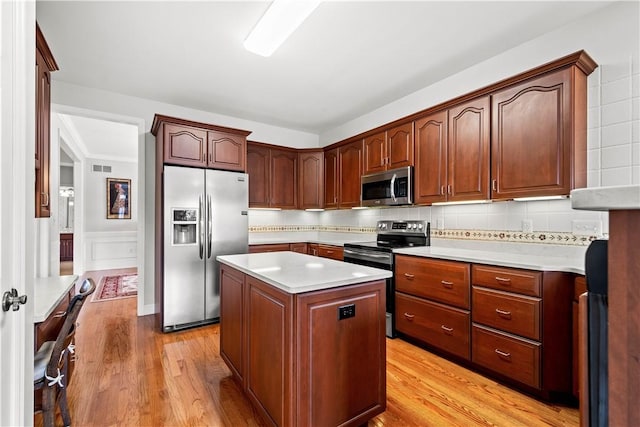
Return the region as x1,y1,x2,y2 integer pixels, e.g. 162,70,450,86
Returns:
338,304,356,320
436,218,444,230
522,219,533,233
572,219,603,236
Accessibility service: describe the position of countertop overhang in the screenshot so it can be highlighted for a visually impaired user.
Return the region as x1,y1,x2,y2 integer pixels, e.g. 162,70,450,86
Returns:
571,184,640,211
217,252,392,294
34,275,78,323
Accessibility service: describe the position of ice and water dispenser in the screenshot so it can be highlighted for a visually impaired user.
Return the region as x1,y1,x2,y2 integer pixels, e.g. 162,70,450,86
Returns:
172,208,198,245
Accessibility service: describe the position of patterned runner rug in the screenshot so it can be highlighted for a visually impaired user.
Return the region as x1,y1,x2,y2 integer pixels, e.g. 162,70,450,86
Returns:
92,274,138,302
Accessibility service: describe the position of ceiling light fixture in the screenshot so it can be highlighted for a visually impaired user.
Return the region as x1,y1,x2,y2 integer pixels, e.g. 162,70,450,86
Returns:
244,0,321,57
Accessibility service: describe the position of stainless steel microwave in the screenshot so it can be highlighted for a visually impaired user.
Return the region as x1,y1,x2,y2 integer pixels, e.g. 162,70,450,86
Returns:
361,166,413,207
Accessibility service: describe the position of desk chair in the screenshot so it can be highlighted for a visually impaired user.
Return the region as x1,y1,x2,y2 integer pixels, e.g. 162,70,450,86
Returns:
34,278,95,426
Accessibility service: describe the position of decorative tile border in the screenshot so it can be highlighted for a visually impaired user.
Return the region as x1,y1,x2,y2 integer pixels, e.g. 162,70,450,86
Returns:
249,225,602,246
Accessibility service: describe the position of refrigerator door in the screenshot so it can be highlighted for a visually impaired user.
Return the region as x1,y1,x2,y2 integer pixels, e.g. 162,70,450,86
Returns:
205,169,249,320
163,166,205,329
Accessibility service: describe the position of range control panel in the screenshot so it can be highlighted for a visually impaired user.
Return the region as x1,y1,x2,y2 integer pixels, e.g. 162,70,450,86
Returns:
377,220,429,236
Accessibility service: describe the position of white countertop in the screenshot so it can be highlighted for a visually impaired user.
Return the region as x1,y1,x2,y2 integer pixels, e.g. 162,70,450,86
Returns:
217,252,392,294
33,275,78,323
571,185,640,211
394,245,585,274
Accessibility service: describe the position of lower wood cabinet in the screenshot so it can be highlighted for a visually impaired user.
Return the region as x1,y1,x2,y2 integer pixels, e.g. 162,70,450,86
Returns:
289,242,307,254
220,264,386,427
317,244,343,261
248,243,291,253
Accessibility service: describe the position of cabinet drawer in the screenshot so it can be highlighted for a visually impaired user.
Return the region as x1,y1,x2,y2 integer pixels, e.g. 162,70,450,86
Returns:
472,287,541,340
318,244,343,261
249,243,291,253
396,256,470,309
396,292,470,360
472,324,540,389
35,294,70,351
472,265,541,297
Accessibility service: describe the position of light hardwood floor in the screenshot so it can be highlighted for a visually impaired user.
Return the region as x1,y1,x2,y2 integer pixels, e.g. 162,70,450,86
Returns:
36,269,579,426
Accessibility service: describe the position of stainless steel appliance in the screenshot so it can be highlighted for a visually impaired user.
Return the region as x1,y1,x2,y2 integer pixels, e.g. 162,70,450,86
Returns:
343,220,430,337
361,166,413,207
163,165,248,332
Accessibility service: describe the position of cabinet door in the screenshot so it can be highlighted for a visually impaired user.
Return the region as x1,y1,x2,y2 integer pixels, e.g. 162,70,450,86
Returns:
270,149,297,209
220,266,245,383
207,130,245,172
448,96,490,202
324,149,339,208
338,140,363,208
387,122,414,170
163,124,207,167
491,68,575,199
35,48,52,217
60,234,73,262
363,132,386,175
298,151,324,209
307,243,319,256
247,144,270,207
289,243,308,254
414,111,448,204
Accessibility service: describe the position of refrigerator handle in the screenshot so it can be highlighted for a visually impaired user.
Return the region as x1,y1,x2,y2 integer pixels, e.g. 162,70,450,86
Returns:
207,194,213,259
199,194,204,260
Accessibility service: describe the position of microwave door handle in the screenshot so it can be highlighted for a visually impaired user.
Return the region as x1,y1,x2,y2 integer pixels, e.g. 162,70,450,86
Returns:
390,174,397,202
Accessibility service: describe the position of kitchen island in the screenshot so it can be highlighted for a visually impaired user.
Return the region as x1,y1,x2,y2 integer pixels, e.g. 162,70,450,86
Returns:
217,251,392,427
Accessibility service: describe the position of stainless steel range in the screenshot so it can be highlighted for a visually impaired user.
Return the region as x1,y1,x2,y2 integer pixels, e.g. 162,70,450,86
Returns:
343,220,430,338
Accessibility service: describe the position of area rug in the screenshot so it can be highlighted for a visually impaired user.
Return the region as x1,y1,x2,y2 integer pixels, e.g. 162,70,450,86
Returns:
92,274,138,302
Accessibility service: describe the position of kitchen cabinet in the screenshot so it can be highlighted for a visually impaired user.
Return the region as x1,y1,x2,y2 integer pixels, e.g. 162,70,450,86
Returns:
324,148,339,209
247,143,297,209
307,243,319,256
298,150,324,209
289,242,308,254
248,243,291,253
573,275,587,399
471,264,573,397
60,233,73,262
150,114,250,172
395,256,471,360
35,24,58,218
220,263,386,427
363,123,414,175
413,96,489,204
317,244,343,261
491,67,588,199
338,140,364,208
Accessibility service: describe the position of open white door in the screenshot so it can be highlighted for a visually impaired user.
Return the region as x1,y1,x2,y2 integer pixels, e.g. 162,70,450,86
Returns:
0,1,36,425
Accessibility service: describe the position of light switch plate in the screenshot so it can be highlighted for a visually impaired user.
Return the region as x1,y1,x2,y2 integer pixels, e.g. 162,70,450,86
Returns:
572,219,603,236
522,219,533,233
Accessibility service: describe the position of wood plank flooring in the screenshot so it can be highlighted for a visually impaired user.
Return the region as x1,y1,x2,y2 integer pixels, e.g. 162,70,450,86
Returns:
36,269,579,426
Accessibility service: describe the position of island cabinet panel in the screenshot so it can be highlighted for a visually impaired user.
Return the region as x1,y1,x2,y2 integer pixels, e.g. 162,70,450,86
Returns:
207,130,246,171
163,124,208,167
447,96,490,202
396,292,470,360
491,67,587,199
323,149,339,209
395,256,470,309
245,277,294,427
338,140,364,208
296,281,386,427
298,151,324,209
219,265,246,384
414,110,448,204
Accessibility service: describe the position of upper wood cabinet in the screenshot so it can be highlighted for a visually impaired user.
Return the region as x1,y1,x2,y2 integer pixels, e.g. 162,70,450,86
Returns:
414,110,448,204
414,97,490,204
247,142,297,209
363,123,414,175
448,96,490,202
298,150,324,209
150,114,250,172
35,24,58,218
491,67,587,199
338,140,364,208
324,149,339,209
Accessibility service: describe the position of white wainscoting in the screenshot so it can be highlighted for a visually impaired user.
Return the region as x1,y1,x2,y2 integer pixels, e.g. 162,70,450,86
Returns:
84,231,137,271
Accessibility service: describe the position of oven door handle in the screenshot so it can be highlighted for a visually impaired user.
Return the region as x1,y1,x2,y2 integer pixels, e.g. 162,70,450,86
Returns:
344,249,390,259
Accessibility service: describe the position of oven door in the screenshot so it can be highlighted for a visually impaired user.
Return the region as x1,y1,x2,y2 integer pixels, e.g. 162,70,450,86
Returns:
343,247,395,338
361,166,413,207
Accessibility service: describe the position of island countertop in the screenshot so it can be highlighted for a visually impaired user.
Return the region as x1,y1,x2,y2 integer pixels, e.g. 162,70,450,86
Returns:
217,251,392,294
34,275,78,323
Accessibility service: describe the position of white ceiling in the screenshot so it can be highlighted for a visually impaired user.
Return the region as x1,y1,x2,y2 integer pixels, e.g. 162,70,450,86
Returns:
38,1,612,157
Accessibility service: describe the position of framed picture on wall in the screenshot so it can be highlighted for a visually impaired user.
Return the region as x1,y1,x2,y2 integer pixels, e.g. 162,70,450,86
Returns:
106,178,131,219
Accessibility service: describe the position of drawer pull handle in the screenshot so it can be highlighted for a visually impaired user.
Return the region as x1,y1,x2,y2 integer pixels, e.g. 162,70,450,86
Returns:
495,276,511,284
403,312,415,320
440,325,453,335
441,280,453,288
53,311,67,318
404,273,415,280
495,349,511,359
495,308,512,318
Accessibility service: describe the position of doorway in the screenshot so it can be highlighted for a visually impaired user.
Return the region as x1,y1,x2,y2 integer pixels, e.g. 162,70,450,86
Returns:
59,146,74,275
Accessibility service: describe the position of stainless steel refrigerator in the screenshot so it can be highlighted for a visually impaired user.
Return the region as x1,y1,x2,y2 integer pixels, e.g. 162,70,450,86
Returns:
162,165,248,332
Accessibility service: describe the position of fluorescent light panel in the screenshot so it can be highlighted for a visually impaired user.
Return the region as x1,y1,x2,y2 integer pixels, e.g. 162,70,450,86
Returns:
512,195,568,202
431,200,492,206
244,0,321,57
